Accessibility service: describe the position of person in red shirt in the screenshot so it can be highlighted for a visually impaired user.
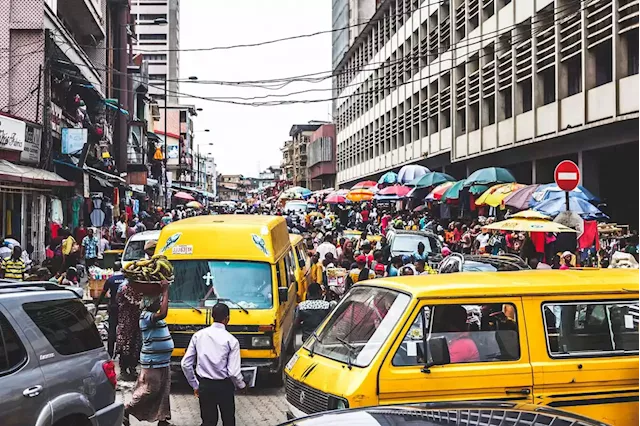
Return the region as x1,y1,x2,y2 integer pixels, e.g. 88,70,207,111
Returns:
361,207,370,224
441,305,480,364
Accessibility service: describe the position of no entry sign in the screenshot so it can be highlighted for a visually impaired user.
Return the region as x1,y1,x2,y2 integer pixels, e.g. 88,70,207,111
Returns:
554,160,580,191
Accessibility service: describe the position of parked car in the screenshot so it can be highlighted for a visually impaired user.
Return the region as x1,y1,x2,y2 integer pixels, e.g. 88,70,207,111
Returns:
0,281,123,426
280,402,608,426
438,253,530,273
386,229,442,267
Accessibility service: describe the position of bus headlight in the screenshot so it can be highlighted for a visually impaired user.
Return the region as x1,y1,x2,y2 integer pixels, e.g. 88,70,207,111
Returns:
328,396,349,410
251,336,272,348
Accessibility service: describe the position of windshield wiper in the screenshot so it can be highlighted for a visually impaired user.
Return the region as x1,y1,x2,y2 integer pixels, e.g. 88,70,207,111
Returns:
335,336,355,370
216,298,249,314
308,330,322,357
173,300,202,314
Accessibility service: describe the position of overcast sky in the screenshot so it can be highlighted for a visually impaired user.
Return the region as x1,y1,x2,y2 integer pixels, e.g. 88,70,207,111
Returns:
179,0,332,177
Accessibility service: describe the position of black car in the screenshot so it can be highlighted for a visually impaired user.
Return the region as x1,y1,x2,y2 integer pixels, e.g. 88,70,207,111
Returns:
438,253,530,273
279,402,607,426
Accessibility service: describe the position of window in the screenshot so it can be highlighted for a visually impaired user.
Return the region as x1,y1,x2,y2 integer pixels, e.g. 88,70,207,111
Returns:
520,79,532,112
305,287,411,367
284,251,296,287
139,34,167,40
501,87,512,119
595,41,613,86
23,299,102,355
0,312,26,374
169,260,273,310
542,68,556,105
543,301,639,357
566,56,582,96
137,13,167,21
149,74,166,81
626,29,639,76
393,303,520,366
295,246,307,268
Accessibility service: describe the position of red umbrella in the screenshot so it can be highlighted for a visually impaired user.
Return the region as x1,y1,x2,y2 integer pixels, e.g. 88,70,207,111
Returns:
325,192,347,204
377,185,412,197
174,191,195,201
352,180,378,190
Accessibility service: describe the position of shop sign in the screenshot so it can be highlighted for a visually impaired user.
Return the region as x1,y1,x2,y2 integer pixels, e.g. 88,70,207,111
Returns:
20,124,42,164
61,128,88,154
0,115,26,152
167,143,179,159
50,102,63,137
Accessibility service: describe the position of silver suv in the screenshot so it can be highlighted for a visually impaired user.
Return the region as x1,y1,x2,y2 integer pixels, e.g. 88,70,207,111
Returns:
0,281,123,426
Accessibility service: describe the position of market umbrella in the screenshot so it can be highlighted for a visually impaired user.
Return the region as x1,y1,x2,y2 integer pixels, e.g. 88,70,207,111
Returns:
413,204,428,212
464,167,516,187
346,188,375,202
425,181,455,201
378,171,398,185
325,192,348,204
483,218,578,233
530,184,599,207
352,180,378,190
376,185,412,198
475,183,525,207
286,186,312,198
174,191,195,201
503,184,541,210
186,201,203,209
533,197,608,220
509,210,550,220
407,172,456,188
397,165,430,184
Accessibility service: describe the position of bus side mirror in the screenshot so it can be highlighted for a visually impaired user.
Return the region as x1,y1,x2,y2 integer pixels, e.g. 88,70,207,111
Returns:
278,287,288,303
299,259,306,268
422,336,450,373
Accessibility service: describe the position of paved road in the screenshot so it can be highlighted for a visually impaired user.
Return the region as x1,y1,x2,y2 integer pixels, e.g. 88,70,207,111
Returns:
117,375,288,426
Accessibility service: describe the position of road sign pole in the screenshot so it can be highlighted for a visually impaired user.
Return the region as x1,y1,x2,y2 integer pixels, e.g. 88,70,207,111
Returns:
565,191,570,212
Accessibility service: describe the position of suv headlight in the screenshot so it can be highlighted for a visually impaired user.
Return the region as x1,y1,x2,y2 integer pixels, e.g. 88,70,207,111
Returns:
251,336,272,348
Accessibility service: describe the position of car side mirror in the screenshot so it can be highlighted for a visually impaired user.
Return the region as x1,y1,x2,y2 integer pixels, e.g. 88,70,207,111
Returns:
278,287,288,303
422,336,450,373
299,259,306,268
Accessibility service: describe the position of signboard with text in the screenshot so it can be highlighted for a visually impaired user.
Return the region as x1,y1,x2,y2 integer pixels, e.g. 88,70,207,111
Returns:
61,128,88,154
0,115,26,152
20,124,42,164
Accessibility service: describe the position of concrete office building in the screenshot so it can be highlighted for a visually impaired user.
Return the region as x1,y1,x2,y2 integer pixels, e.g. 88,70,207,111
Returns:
334,0,639,225
131,0,180,102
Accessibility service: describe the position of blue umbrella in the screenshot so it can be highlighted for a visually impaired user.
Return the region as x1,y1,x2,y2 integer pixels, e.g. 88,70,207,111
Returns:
529,184,599,207
464,167,516,187
397,165,430,184
533,197,608,220
378,171,398,185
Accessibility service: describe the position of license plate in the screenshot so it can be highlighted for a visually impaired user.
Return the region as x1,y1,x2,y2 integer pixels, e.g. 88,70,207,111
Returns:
240,367,257,387
285,353,299,372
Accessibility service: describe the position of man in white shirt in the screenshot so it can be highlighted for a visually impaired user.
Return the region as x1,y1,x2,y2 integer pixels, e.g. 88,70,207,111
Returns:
182,303,246,426
475,228,490,253
315,234,337,262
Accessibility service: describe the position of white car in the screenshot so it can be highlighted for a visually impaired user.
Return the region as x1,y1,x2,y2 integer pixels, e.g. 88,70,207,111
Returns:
121,230,161,269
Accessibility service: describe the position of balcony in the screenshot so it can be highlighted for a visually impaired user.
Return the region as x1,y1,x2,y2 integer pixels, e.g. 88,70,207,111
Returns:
57,0,105,41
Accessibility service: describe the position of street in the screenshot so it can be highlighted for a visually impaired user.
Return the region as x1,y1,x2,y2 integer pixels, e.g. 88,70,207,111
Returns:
117,378,288,426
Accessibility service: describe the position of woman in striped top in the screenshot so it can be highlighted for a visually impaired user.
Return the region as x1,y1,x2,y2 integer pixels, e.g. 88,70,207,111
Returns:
123,282,174,426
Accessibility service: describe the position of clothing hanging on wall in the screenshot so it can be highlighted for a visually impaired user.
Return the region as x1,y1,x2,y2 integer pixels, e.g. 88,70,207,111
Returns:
51,197,63,225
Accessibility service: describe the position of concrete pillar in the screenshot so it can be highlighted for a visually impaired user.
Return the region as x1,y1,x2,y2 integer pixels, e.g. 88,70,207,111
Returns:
532,159,537,184
578,150,600,196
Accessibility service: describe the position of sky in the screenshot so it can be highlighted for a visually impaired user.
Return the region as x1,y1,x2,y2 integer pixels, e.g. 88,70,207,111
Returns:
179,0,333,177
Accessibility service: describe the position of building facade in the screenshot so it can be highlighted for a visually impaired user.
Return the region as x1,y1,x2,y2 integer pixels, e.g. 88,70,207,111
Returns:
334,0,639,225
288,121,329,187
308,124,337,190
131,0,180,103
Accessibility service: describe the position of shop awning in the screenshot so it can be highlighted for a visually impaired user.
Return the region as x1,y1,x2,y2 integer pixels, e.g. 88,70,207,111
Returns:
84,166,126,184
0,160,74,187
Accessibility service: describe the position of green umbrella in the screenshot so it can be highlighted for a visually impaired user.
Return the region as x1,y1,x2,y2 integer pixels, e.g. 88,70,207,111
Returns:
408,172,456,188
441,180,465,201
463,167,516,187
469,184,490,195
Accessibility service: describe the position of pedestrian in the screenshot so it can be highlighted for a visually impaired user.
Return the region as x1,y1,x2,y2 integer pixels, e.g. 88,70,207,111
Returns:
316,234,337,262
295,282,332,342
61,229,80,271
123,282,173,426
96,262,126,357
385,256,403,277
412,242,427,261
0,246,26,280
181,303,246,426
98,229,111,260
116,281,143,381
309,253,323,286
82,227,99,267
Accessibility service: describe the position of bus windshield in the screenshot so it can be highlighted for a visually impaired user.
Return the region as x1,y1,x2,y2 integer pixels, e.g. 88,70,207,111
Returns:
169,260,273,310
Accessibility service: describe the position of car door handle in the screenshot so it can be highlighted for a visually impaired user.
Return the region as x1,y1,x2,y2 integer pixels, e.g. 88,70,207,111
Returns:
505,388,531,395
23,385,43,398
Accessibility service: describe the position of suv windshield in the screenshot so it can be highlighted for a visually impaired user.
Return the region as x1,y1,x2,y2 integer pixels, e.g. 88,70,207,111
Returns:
304,286,410,367
170,260,273,309
392,234,433,254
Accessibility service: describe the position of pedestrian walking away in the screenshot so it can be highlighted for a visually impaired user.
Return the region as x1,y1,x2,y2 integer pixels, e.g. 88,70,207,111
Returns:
96,262,126,357
124,281,174,426
181,302,246,426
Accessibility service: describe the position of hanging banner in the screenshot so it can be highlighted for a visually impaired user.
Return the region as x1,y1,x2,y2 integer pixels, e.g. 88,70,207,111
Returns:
20,124,42,164
0,115,26,152
61,128,88,154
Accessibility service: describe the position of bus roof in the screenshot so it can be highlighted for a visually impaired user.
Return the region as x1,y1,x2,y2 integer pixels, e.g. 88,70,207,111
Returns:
157,215,290,262
289,234,304,246
359,269,639,299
